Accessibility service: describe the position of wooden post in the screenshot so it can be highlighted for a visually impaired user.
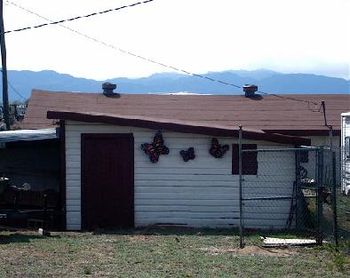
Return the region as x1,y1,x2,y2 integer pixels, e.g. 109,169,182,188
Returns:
0,0,10,130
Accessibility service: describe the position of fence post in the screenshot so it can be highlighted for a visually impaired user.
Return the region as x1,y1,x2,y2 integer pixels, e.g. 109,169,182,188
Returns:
316,147,324,245
238,125,244,248
295,149,301,229
332,151,338,246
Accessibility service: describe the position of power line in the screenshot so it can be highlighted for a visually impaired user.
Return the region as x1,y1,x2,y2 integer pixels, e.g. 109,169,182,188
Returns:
0,68,27,100
3,0,156,35
8,80,26,100
7,1,321,108
257,90,320,107
7,0,242,91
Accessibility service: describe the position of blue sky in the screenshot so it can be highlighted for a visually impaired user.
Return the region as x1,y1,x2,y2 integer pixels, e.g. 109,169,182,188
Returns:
4,0,350,80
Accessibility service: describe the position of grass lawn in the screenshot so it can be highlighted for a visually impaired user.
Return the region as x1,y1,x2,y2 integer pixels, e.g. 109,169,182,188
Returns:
336,192,350,240
0,227,349,277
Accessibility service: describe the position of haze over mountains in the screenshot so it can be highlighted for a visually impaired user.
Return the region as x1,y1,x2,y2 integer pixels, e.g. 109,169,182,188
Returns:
4,69,350,101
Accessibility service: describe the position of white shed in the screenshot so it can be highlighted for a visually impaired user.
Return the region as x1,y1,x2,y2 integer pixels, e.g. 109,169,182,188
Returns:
341,112,350,195
47,111,310,231
23,90,350,189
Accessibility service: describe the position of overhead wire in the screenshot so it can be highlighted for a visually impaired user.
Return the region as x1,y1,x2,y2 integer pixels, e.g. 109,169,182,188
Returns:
0,68,27,101
3,0,156,35
8,80,26,101
257,90,320,107
6,0,321,109
6,0,242,91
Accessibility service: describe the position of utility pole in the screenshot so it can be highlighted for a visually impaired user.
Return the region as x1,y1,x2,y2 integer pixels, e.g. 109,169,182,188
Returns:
0,0,10,130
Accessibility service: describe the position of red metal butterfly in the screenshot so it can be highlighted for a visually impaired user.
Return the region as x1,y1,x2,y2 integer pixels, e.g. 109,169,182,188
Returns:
141,131,169,163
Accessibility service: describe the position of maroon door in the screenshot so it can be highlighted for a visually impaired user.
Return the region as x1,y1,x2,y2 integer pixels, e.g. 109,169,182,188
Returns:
81,134,134,230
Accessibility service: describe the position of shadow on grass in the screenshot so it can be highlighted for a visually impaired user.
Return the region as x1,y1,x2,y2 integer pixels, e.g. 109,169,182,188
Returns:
91,226,240,236
0,233,43,244
90,226,319,240
0,231,61,244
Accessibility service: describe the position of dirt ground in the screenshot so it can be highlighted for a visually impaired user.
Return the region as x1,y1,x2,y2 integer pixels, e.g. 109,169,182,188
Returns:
200,245,298,257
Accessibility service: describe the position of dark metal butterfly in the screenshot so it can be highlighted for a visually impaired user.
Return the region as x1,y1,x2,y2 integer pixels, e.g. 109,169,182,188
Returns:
141,131,169,163
180,147,195,162
209,138,229,158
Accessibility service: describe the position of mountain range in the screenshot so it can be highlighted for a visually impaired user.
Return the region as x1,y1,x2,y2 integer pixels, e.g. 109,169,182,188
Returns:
3,69,350,101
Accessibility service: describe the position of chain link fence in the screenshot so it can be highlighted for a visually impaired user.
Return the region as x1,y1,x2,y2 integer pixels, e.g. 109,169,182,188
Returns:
238,142,349,247
335,145,350,246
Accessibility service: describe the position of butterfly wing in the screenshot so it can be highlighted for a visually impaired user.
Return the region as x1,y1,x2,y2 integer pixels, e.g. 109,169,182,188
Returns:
160,146,169,155
180,150,189,162
180,147,195,162
210,138,228,158
153,131,169,155
209,138,221,157
188,147,195,160
222,144,229,153
141,143,160,163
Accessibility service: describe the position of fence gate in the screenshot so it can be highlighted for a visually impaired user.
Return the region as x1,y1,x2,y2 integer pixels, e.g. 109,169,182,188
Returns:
320,147,349,246
238,145,333,247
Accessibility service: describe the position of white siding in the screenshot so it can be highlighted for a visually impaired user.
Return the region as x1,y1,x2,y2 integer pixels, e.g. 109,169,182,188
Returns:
65,121,295,230
341,114,350,194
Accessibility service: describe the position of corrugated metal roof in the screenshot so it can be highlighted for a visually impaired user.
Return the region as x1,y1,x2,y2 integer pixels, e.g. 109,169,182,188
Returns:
22,89,350,135
0,128,57,143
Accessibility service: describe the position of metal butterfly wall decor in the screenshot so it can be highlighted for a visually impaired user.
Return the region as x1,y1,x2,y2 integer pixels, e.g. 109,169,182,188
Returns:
209,138,229,158
141,131,169,163
180,147,195,162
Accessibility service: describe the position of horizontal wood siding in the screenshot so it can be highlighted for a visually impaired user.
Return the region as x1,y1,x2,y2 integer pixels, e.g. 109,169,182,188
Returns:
65,121,295,230
341,117,350,193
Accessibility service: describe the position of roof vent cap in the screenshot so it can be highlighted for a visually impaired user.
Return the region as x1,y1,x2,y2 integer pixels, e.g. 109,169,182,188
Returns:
243,84,258,98
102,82,119,97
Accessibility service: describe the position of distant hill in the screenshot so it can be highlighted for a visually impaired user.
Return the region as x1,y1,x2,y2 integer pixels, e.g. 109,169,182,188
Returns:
2,69,349,101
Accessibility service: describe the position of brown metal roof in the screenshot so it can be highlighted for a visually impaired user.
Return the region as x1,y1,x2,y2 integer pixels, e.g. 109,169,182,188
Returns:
23,89,350,136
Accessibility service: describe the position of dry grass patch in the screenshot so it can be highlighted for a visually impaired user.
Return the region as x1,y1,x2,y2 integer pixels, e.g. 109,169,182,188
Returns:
128,234,154,243
200,245,297,257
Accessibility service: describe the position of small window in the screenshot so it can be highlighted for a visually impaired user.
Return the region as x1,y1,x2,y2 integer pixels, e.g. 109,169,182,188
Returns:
232,144,258,175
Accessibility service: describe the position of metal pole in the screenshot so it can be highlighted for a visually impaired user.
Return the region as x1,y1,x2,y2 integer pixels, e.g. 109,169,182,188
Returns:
316,147,324,245
332,151,338,246
43,193,48,230
295,150,300,229
322,100,333,151
0,0,10,130
328,126,333,151
238,125,244,248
